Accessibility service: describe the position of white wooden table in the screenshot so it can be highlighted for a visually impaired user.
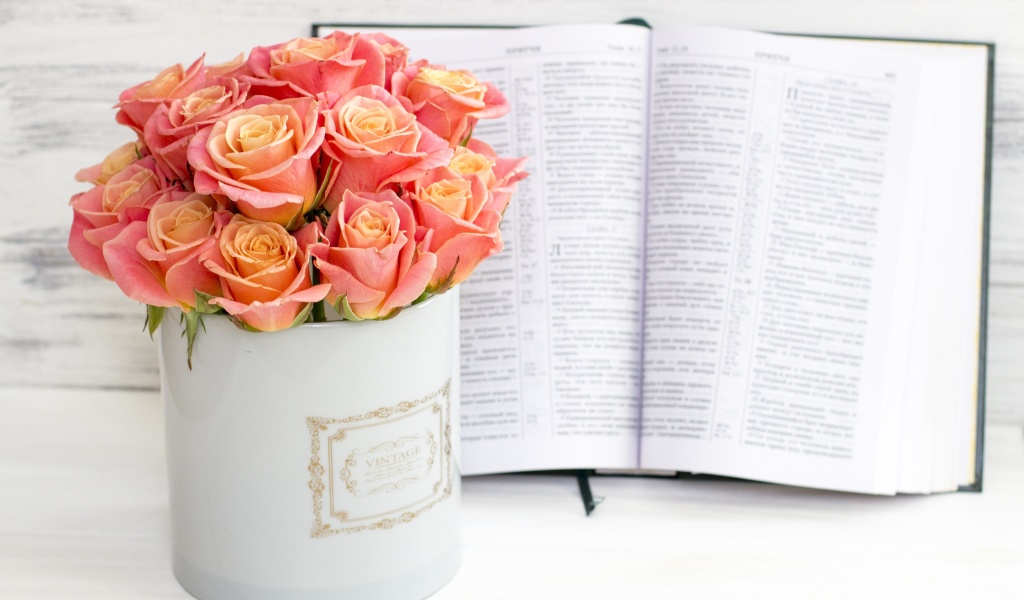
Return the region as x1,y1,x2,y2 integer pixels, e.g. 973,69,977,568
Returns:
1,388,1023,599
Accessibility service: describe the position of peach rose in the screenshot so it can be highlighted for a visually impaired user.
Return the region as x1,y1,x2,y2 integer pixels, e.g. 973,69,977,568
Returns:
144,78,253,184
116,56,207,134
310,189,435,319
456,139,529,214
202,215,330,331
243,31,385,99
68,156,171,279
187,97,325,229
75,141,145,185
394,64,510,146
103,193,228,308
449,145,497,187
321,85,451,209
359,33,409,93
205,54,252,79
407,167,508,288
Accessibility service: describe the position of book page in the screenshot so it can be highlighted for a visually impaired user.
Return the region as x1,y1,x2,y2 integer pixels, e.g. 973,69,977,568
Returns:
779,38,990,494
639,26,925,493
345,24,652,474
877,41,989,493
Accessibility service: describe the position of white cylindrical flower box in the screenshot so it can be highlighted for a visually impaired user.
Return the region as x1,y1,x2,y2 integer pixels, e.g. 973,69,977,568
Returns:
157,291,461,600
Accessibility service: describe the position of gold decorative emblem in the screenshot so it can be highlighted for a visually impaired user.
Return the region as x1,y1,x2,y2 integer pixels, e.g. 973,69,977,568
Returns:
306,379,453,538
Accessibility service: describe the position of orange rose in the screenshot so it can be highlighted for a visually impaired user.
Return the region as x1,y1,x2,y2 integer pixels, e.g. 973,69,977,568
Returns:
75,141,145,185
407,167,503,288
144,78,251,184
243,31,386,99
202,215,330,331
321,85,451,209
187,98,325,229
394,63,510,146
116,56,207,134
104,193,226,308
68,156,170,279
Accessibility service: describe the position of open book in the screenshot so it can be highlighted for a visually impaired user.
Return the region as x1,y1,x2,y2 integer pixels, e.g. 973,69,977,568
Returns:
313,22,993,495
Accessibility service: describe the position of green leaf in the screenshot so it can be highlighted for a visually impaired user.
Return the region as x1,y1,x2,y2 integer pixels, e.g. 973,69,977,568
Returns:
333,295,364,321
431,257,460,295
134,143,144,160
284,211,304,232
297,160,337,230
223,302,315,332
379,306,403,320
311,298,326,323
181,310,205,370
144,305,166,340
410,289,431,305
289,302,316,327
225,316,261,333
458,127,474,148
312,160,335,211
193,290,224,315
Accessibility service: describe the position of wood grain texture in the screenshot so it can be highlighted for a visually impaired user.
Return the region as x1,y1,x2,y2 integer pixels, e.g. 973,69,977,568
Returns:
2,388,1023,598
2,0,1024,423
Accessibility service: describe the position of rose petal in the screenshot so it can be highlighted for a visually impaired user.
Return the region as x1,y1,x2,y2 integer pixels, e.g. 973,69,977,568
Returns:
163,237,222,306
68,211,113,280
380,251,435,314
210,282,331,331
103,222,177,306
431,231,502,288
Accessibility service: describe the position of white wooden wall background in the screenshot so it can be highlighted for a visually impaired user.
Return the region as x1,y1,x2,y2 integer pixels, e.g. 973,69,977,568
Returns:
2,0,1022,423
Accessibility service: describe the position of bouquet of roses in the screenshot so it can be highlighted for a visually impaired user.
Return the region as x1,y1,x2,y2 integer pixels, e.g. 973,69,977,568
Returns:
67,32,527,362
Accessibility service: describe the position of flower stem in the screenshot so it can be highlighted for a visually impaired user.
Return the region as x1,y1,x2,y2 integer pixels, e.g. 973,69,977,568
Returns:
308,255,326,323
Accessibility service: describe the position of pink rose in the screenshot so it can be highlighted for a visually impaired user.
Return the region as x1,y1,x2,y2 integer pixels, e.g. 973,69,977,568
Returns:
116,56,207,134
144,78,252,184
202,215,330,331
310,189,436,319
75,141,145,185
407,167,506,288
321,85,451,210
68,156,170,279
394,64,510,145
243,32,385,99
453,139,528,214
187,97,326,229
449,145,497,187
359,33,409,93
103,193,228,308
205,54,252,80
